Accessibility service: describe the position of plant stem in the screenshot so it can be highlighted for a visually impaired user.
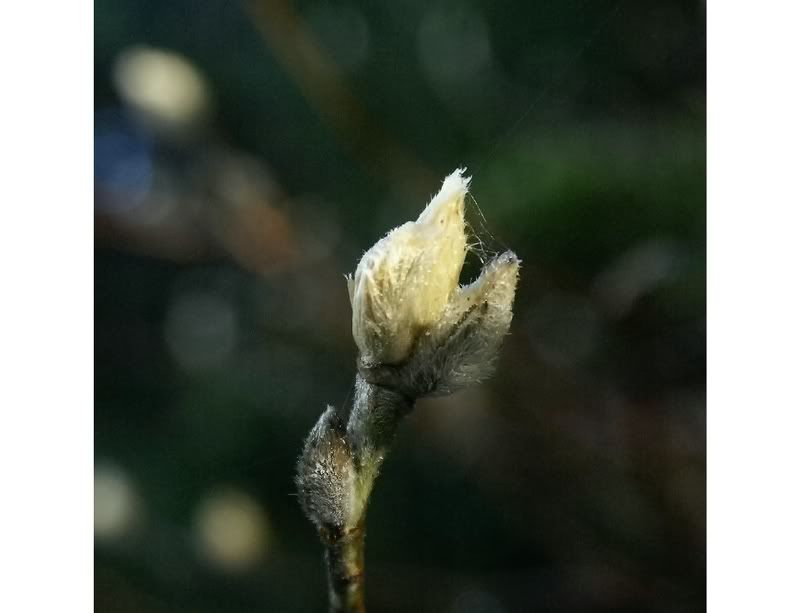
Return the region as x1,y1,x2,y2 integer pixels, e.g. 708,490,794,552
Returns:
347,373,414,462
323,523,366,613
316,375,412,613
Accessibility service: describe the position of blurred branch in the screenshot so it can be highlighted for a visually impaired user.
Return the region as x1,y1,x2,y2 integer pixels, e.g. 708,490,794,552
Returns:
245,0,435,191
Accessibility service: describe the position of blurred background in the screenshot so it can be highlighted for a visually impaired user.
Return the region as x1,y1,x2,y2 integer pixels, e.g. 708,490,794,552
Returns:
95,1,705,611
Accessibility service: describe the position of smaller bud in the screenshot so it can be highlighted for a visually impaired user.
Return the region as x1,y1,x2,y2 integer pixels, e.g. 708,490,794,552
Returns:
431,250,521,394
348,169,469,365
296,407,358,531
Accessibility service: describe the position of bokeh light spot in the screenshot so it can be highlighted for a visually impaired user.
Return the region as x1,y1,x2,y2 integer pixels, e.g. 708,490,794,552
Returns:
193,489,270,571
94,462,139,542
525,292,601,369
113,46,211,134
164,290,238,373
94,111,153,212
418,4,492,85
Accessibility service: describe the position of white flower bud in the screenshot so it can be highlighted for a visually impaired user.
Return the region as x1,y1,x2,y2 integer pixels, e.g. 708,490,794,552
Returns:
348,169,469,365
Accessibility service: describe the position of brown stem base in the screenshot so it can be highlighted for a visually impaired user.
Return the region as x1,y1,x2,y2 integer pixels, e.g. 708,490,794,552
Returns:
323,524,366,613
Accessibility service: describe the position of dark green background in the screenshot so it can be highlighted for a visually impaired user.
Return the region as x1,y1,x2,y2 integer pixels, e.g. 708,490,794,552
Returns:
95,1,705,611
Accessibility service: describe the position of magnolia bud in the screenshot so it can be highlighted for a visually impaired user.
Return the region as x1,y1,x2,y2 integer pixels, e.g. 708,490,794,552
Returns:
348,169,469,365
347,168,520,398
300,168,519,611
296,407,359,531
